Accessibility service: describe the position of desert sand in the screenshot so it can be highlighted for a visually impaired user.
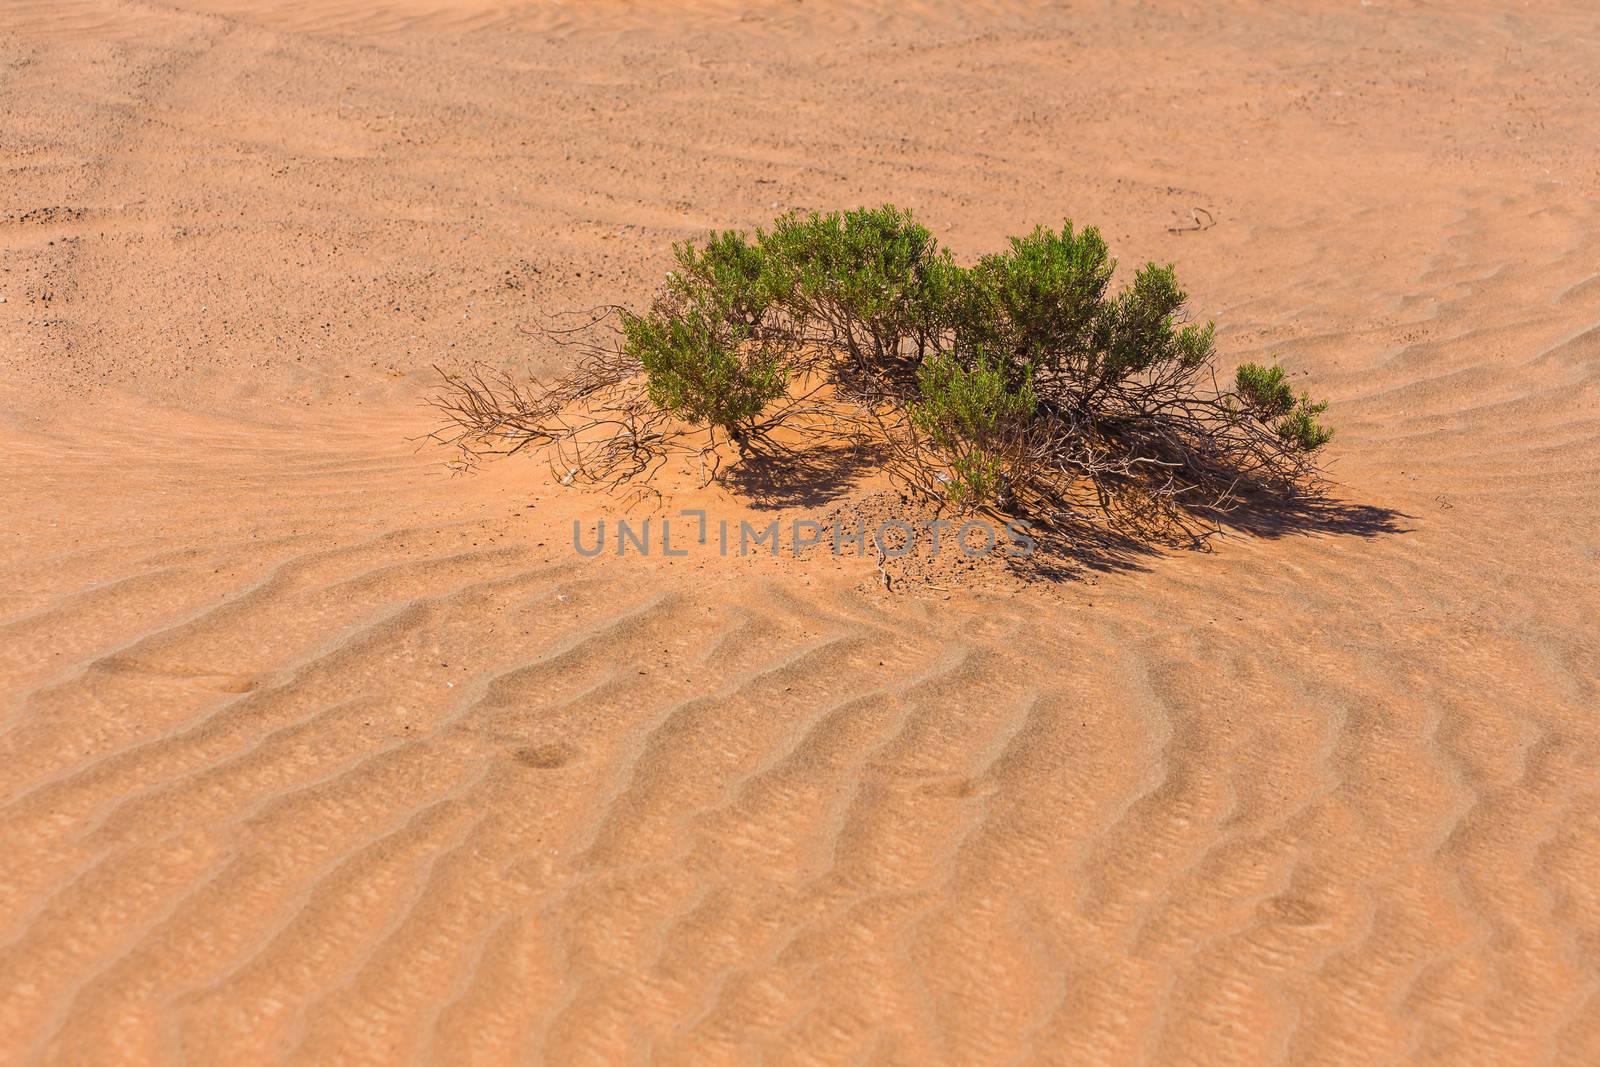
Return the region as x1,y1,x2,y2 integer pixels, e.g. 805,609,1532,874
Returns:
3,1,1599,1063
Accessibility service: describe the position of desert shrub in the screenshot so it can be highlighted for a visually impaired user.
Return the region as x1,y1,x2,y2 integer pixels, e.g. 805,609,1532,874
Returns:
665,229,772,327
621,306,786,441
912,351,1037,506
1089,263,1216,385
758,206,956,369
432,206,1335,542
1235,362,1334,452
957,221,1114,377
1275,404,1334,452
1234,361,1295,416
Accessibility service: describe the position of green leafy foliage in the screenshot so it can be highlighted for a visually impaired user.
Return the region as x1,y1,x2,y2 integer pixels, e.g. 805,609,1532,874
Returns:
912,351,1036,505
1234,362,1295,416
1092,264,1216,383
666,229,772,327
959,221,1114,373
622,307,786,437
626,207,1335,506
1235,362,1333,451
1275,403,1334,451
913,351,1037,445
758,206,956,360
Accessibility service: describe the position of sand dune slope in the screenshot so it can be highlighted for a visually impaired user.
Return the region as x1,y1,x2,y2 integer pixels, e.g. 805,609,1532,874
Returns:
2,2,1599,1064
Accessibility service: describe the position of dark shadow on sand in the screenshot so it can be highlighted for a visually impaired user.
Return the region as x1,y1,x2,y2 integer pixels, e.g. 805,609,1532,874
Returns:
715,441,1411,584
1007,491,1412,583
722,440,889,510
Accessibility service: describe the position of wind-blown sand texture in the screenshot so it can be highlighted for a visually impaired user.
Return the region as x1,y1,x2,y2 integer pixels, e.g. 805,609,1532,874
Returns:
3,1,1600,1063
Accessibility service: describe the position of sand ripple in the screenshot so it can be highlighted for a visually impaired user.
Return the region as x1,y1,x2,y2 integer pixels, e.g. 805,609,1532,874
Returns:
3,1,1600,1063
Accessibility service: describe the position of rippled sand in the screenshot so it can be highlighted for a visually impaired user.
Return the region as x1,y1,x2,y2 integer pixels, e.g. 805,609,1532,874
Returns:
2,2,1599,1063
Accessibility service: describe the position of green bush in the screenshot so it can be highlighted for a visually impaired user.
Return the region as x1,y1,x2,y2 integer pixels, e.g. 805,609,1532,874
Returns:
1234,362,1295,416
1235,362,1333,452
912,351,1037,505
630,207,954,436
959,221,1113,375
621,306,786,440
440,205,1336,539
666,229,772,327
1091,264,1216,384
758,206,956,363
1275,404,1334,452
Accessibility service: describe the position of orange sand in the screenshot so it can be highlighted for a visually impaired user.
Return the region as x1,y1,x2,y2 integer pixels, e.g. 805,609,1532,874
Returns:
2,1,1599,1063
